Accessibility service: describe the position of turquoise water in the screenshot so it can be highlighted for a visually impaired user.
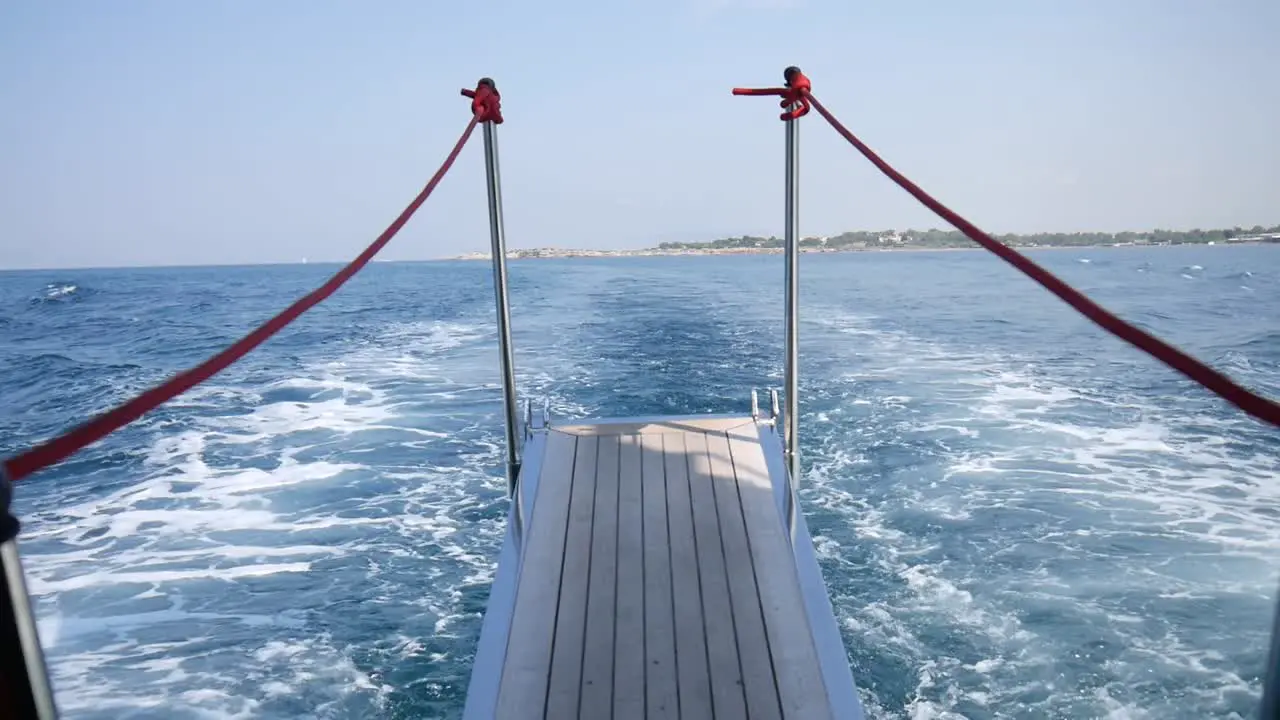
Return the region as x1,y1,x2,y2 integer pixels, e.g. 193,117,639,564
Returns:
2,245,1278,718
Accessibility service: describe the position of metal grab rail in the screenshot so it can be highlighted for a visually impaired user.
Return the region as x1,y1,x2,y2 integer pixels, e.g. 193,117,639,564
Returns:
734,66,807,487
783,82,802,486
477,82,522,496
1262,584,1280,719
0,470,58,719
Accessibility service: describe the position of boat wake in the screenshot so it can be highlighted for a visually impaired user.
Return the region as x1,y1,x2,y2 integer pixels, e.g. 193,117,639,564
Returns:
802,310,1279,719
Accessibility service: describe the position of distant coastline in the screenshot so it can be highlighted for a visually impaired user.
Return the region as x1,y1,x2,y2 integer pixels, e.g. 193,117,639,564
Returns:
450,225,1280,261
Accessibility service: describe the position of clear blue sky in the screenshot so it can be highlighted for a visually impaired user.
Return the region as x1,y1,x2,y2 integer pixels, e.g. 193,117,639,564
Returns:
1,0,1276,269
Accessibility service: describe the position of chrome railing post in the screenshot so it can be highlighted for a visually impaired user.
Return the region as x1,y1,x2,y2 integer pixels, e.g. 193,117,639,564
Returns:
1261,584,1280,719
783,67,802,486
478,78,521,495
0,470,58,718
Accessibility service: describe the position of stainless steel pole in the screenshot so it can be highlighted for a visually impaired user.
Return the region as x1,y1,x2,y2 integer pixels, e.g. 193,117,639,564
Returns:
783,97,801,486
0,472,58,718
482,117,520,495
1261,584,1280,719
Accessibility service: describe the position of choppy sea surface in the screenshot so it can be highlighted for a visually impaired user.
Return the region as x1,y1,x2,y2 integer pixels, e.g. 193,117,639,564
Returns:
2,245,1278,719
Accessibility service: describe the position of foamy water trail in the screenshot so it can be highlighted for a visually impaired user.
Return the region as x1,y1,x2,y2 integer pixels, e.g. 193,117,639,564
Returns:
802,310,1279,719
18,318,528,718
4,248,1277,718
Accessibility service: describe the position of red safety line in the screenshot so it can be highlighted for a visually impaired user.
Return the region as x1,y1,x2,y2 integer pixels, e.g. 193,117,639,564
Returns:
3,115,481,482
802,91,1280,428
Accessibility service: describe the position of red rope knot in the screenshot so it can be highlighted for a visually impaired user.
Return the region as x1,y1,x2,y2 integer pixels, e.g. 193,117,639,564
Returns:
732,66,811,121
461,78,503,124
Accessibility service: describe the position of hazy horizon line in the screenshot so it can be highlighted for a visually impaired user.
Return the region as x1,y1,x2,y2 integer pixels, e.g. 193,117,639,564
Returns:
4,221,1276,273
5,244,1276,274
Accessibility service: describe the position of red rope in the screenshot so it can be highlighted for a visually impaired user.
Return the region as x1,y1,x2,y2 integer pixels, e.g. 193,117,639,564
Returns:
3,115,481,483
461,78,503,124
732,66,812,121
799,91,1280,428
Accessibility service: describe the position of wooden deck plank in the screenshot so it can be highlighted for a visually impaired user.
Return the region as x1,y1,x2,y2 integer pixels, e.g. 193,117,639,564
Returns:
545,435,600,718
641,434,679,719
727,426,834,720
707,431,785,719
685,432,748,718
580,435,622,716
664,432,714,718
495,431,578,719
495,418,839,719
613,435,647,719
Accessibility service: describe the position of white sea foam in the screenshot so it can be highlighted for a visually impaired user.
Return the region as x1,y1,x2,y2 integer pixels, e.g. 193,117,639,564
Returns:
13,252,1276,719
21,318,517,717
802,308,1279,719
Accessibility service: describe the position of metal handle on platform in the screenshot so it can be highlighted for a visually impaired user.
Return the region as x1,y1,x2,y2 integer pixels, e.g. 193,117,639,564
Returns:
1,471,58,719
480,99,521,496
1261,583,1280,719
783,92,801,486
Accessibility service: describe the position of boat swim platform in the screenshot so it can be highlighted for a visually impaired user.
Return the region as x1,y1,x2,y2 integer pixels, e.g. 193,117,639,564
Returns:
464,412,864,719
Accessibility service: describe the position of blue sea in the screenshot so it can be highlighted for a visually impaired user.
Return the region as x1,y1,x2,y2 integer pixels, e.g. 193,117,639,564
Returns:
2,245,1278,719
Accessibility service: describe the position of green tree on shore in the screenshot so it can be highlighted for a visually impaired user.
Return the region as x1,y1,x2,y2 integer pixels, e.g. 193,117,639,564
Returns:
656,224,1280,251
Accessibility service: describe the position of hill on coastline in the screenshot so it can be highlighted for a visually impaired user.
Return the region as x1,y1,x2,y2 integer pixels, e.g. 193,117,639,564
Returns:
452,224,1280,260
